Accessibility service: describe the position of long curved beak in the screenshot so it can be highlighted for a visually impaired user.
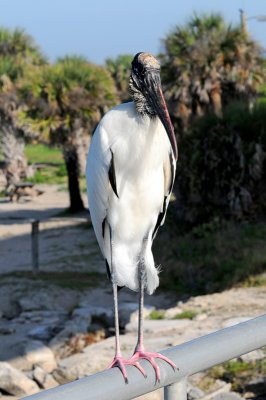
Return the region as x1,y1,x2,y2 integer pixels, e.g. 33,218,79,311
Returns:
144,70,178,160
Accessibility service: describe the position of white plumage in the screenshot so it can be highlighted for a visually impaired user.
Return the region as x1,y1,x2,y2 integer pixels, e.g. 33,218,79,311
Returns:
86,53,178,381
86,101,175,294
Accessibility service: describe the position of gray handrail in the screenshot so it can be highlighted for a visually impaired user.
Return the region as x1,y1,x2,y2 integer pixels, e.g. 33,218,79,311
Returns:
22,314,266,400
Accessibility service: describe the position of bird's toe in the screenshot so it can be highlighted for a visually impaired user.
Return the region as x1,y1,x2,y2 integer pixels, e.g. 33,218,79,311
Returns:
130,349,177,382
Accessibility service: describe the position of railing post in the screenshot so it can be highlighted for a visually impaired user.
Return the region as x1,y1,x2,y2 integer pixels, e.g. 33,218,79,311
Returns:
164,378,187,400
31,219,39,275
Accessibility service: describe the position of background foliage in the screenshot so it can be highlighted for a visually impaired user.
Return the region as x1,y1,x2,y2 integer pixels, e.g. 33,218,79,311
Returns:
0,13,265,225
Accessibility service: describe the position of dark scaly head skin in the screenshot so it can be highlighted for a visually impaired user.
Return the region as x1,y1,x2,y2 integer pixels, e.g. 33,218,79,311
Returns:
129,52,161,116
129,52,178,160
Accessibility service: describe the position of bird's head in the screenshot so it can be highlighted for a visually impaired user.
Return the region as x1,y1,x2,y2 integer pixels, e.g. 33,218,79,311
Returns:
129,52,177,160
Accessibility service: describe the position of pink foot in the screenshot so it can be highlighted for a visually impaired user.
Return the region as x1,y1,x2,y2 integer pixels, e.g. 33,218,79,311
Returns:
130,349,177,382
106,355,147,383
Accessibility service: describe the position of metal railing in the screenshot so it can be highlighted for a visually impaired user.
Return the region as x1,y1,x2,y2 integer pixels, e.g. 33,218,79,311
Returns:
22,314,266,400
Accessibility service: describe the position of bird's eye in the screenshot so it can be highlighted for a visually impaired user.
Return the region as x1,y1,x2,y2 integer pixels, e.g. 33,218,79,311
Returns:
134,65,145,78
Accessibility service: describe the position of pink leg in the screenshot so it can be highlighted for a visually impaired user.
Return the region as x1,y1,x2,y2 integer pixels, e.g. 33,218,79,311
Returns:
130,268,177,382
106,281,146,382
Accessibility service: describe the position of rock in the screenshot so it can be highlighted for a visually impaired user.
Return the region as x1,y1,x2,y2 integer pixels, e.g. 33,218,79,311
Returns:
28,325,55,341
136,390,163,400
19,292,54,312
164,306,183,319
78,306,113,326
53,335,134,384
200,381,233,400
194,313,208,322
72,316,91,332
125,318,192,334
240,349,265,362
122,303,154,326
18,311,68,341
18,289,77,313
49,319,106,359
48,315,91,358
25,340,57,372
118,303,139,326
119,303,154,326
20,310,68,322
222,317,253,328
33,366,59,389
9,340,57,372
72,307,92,322
209,393,243,400
0,362,39,396
52,353,91,384
0,295,20,319
0,327,16,335
0,397,18,400
245,376,266,394
188,386,206,399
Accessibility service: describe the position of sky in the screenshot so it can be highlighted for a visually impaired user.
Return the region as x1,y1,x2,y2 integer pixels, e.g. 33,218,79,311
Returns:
1,0,266,65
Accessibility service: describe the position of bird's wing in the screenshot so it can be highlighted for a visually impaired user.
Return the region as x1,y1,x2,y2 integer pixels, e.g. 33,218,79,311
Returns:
86,123,118,269
152,150,176,239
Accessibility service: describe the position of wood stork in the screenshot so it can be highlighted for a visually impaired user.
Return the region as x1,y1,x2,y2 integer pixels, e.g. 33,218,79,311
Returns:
86,52,178,382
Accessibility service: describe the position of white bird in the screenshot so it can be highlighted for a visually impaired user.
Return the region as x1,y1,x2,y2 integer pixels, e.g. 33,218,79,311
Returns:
86,52,178,382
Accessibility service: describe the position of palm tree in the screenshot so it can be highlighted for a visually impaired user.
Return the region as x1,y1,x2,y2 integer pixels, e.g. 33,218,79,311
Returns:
0,27,45,187
160,13,264,132
19,56,117,212
105,54,133,102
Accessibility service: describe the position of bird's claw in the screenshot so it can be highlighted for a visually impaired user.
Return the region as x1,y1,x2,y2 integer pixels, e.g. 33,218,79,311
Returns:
130,350,177,382
106,355,147,382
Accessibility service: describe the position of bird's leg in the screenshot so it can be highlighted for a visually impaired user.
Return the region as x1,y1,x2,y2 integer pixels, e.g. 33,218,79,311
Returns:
130,265,177,382
113,280,121,358
136,265,145,352
106,279,146,382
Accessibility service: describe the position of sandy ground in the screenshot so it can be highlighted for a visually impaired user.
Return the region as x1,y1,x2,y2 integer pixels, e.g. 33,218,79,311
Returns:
0,185,105,274
0,184,175,307
0,185,266,400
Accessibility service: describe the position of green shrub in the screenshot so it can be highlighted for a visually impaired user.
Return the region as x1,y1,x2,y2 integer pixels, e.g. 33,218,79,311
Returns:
149,310,165,320
173,310,197,320
175,102,266,225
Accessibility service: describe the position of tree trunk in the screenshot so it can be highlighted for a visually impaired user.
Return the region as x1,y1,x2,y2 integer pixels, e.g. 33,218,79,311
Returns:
75,126,90,175
210,88,222,117
1,122,27,189
63,142,85,213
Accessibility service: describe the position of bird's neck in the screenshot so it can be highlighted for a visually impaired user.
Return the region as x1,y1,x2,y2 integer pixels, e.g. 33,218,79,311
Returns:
129,75,156,118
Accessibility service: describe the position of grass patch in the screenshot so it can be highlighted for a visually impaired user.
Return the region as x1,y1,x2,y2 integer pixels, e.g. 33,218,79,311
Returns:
242,275,266,287
25,144,63,164
25,165,67,184
209,358,266,392
24,143,67,184
1,271,105,290
173,310,197,320
149,310,165,320
155,219,266,295
25,143,87,187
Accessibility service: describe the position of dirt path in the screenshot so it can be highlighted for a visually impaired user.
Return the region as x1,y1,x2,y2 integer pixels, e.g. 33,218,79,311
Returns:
0,185,266,400
0,185,105,274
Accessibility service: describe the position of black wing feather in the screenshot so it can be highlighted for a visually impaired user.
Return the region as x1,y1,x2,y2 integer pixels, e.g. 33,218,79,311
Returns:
108,150,119,198
152,196,168,239
152,152,176,239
